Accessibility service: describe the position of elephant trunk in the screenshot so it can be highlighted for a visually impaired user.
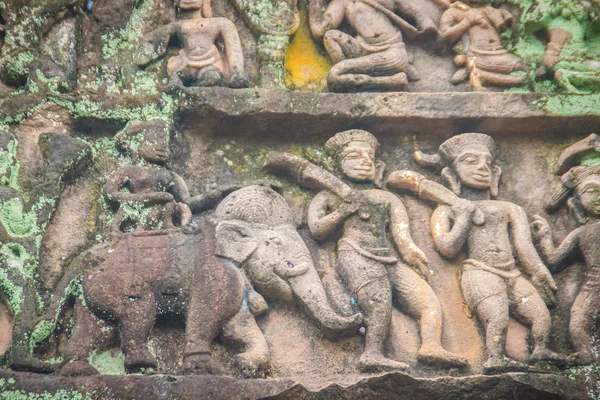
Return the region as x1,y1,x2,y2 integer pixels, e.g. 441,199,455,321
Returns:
288,267,362,337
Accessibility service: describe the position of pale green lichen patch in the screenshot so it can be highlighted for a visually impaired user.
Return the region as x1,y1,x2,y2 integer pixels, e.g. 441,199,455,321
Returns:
88,349,126,375
0,389,95,400
28,320,55,353
0,199,38,237
101,0,155,59
0,137,20,190
581,151,600,167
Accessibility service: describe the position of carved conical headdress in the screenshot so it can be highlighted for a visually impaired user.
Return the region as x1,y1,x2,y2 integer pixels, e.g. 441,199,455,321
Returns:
215,185,293,226
324,130,379,159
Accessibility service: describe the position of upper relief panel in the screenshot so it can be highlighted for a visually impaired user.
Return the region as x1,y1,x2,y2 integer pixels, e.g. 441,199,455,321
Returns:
0,0,598,97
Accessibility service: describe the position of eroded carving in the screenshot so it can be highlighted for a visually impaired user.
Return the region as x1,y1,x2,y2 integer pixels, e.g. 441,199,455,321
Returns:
267,130,468,372
135,0,249,88
440,2,527,90
388,133,565,374
308,0,437,92
532,133,600,365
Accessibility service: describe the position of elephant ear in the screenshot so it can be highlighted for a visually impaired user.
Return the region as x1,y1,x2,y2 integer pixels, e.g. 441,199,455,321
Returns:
215,220,259,264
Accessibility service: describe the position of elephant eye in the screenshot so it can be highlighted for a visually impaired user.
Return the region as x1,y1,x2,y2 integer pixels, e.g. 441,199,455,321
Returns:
287,262,294,268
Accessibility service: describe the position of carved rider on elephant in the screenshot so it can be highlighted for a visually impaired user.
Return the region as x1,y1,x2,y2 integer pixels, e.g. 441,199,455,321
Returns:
388,133,566,374
532,134,600,365
134,0,249,88
308,0,445,91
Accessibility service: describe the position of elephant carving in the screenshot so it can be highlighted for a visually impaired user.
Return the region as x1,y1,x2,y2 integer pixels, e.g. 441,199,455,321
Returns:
214,185,363,336
37,185,360,377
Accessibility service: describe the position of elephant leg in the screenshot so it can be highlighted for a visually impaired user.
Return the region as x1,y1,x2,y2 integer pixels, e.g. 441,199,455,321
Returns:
220,305,270,377
118,293,158,373
58,299,114,376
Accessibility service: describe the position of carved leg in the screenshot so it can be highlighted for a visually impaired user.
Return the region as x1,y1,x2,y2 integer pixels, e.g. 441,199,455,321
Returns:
461,269,527,374
390,263,468,369
58,300,114,376
194,65,225,87
327,47,409,92
323,30,364,65
510,277,566,366
568,286,599,365
118,293,158,372
220,305,270,377
355,277,408,372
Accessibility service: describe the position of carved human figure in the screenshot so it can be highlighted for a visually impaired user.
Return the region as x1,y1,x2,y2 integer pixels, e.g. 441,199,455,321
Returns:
531,134,600,365
308,0,442,91
270,130,468,371
439,2,527,90
388,133,565,374
134,0,248,88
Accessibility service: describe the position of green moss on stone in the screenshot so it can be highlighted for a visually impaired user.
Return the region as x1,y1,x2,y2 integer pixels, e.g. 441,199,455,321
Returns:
88,349,126,375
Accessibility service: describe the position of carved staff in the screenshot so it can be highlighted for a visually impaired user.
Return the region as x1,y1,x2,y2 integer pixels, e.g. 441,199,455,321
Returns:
266,152,355,198
387,169,485,225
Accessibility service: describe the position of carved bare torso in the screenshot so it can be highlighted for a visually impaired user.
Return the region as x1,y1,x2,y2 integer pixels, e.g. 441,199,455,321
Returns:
176,18,223,60
338,0,402,44
466,200,515,269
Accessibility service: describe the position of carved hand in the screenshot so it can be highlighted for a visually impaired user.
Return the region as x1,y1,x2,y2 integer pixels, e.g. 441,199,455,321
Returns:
451,198,476,220
338,190,364,217
530,214,551,240
531,269,558,307
465,9,485,26
404,246,430,281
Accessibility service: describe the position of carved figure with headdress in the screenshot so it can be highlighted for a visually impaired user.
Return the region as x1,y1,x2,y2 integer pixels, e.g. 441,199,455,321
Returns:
531,133,600,365
388,133,566,374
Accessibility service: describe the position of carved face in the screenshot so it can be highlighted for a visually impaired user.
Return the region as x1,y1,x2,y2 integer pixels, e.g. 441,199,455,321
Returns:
339,141,376,182
576,175,600,216
453,150,493,189
138,131,170,166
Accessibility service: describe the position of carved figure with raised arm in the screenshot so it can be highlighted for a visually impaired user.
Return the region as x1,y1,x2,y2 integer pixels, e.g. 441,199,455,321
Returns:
267,130,468,372
308,0,444,91
387,133,565,374
134,0,248,88
439,2,528,90
532,134,600,365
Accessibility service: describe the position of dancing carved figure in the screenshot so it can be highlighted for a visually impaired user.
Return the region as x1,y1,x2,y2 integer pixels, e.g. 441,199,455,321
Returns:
267,130,468,372
308,0,439,91
532,134,600,365
134,0,248,88
388,133,565,374
440,2,527,90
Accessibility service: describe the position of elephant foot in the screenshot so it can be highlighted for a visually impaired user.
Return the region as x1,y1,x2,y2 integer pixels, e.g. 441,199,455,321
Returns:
9,352,57,373
235,351,271,378
417,346,469,369
124,347,158,373
58,359,100,376
358,353,409,373
483,356,529,375
182,353,223,375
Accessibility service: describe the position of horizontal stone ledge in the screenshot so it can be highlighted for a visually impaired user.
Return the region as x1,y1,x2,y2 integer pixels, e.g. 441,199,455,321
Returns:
0,370,586,400
177,88,600,137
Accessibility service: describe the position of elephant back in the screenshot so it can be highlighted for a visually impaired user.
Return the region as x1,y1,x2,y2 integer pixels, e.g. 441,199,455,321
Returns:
215,185,293,226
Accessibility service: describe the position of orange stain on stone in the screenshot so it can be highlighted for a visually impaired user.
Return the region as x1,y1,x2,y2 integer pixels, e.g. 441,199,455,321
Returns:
284,11,331,91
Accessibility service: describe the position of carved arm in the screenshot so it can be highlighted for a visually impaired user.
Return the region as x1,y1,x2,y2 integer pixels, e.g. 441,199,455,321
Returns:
440,8,474,44
308,0,345,41
308,191,356,242
134,22,178,67
217,18,246,76
430,204,472,259
532,215,581,273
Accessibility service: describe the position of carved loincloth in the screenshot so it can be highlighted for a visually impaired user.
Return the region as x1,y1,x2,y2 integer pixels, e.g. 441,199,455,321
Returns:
466,47,522,74
168,47,222,75
337,238,396,295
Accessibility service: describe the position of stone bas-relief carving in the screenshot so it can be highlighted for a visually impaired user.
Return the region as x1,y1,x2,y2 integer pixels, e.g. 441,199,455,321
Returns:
388,133,566,374
532,134,600,366
134,0,249,89
267,130,468,372
440,2,527,89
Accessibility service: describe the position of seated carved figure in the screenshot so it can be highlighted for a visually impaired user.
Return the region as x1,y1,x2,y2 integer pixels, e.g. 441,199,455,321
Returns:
308,0,442,91
388,133,565,374
532,134,600,365
440,2,527,90
134,0,249,88
267,130,468,372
